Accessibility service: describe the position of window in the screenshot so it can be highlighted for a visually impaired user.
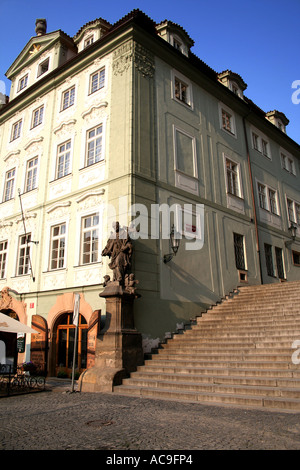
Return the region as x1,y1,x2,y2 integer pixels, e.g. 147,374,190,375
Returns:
37,58,49,77
258,183,267,210
84,35,94,48
261,140,269,158
18,74,28,92
11,120,22,141
49,223,66,270
3,168,15,202
258,183,278,214
31,105,44,128
86,125,103,166
61,87,75,111
226,158,241,197
275,247,285,279
56,140,71,179
172,70,192,107
24,157,38,192
281,152,296,175
252,133,259,150
17,234,31,276
0,241,8,279
251,129,271,158
81,214,99,264
89,68,105,94
233,233,246,270
268,189,278,215
264,243,274,277
222,109,233,133
287,198,300,225
292,251,300,266
174,127,197,178
174,77,189,104
219,104,236,136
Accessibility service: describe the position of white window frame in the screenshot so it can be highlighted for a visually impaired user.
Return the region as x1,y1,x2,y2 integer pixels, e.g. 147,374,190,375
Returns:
24,156,38,192
286,197,300,226
173,126,198,178
84,35,94,48
31,105,44,129
11,119,22,141
17,74,28,92
257,182,279,215
85,124,104,166
251,126,271,159
171,70,193,109
55,140,72,179
80,213,100,265
16,233,31,276
37,57,50,78
224,156,243,199
49,222,67,270
0,240,8,279
89,67,105,95
3,168,16,202
219,103,237,137
280,149,297,176
61,86,75,111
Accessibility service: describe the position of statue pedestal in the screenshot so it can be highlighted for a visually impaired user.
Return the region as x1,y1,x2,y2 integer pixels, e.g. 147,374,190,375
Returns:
79,282,144,393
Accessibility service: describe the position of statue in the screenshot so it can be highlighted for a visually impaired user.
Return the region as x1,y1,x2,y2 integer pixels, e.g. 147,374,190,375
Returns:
124,273,139,295
101,222,133,285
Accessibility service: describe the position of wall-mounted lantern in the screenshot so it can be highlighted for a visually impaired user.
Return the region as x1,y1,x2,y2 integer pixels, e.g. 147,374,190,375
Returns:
285,222,297,247
163,225,180,263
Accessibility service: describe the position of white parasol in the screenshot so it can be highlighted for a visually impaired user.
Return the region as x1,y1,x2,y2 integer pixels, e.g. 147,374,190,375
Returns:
0,312,38,334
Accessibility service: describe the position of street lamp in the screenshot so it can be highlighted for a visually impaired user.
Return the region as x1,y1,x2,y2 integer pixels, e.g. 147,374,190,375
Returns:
163,225,181,263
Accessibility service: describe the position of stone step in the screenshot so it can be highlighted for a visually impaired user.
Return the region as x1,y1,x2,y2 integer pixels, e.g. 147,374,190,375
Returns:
136,363,300,378
155,351,294,361
114,385,300,411
158,346,293,355
129,371,300,388
143,358,298,370
120,377,300,399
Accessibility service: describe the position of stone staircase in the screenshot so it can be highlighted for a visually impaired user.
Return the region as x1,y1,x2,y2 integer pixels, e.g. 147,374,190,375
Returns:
114,281,300,412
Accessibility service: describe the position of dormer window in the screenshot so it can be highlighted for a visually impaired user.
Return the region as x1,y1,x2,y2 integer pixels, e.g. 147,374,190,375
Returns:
84,35,94,48
18,74,28,92
218,71,247,99
37,58,49,77
266,111,289,134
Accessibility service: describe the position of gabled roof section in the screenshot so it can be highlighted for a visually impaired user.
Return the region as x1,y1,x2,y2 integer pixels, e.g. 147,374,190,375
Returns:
5,29,75,80
73,17,112,41
156,19,194,48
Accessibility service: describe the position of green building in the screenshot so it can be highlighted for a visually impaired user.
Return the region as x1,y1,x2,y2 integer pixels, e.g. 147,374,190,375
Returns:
0,10,299,377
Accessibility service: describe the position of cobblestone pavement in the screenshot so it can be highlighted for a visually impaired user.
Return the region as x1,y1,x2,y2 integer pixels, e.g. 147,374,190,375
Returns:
0,379,300,452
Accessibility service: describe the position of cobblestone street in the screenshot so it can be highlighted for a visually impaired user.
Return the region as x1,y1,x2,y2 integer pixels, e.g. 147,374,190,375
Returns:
0,380,300,454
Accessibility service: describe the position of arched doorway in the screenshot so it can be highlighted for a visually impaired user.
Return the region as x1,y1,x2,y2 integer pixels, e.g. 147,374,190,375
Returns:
55,313,88,378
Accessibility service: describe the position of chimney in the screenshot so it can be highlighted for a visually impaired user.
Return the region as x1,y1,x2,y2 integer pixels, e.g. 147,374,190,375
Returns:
35,19,47,36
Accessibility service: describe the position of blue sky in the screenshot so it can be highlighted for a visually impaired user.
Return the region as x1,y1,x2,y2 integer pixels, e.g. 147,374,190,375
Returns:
0,0,299,144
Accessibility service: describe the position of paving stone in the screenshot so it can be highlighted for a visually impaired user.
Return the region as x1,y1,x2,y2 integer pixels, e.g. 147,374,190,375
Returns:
0,384,300,451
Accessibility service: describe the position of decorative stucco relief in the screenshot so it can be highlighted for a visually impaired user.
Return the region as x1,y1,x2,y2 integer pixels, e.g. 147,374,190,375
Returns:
81,102,108,124
113,41,154,78
46,201,71,220
24,137,44,155
76,189,105,211
53,120,76,140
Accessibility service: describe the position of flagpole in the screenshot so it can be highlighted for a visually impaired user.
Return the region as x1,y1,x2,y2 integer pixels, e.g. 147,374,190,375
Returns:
71,293,80,393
